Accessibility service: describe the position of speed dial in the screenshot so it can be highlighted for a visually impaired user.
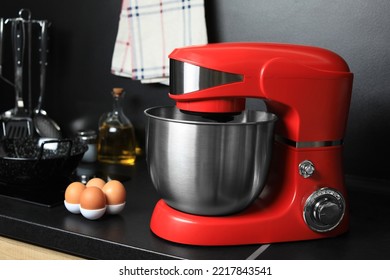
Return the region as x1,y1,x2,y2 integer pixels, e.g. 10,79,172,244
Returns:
303,188,345,232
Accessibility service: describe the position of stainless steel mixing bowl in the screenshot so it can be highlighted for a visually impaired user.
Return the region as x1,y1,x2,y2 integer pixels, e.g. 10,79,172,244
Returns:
144,106,277,216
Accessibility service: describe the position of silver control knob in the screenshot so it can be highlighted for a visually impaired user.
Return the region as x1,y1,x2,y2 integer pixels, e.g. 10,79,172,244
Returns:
303,188,345,232
299,160,315,178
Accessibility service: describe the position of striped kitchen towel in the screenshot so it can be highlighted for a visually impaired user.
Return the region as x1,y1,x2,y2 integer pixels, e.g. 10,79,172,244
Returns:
111,0,208,84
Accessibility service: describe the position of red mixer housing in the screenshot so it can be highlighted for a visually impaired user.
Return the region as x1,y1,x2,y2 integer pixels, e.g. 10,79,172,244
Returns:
150,42,354,245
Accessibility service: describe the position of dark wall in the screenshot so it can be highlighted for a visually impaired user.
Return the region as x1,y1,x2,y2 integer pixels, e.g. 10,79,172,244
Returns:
1,0,389,183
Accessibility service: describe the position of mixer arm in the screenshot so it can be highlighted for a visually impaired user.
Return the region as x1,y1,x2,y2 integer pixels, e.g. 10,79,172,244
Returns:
260,57,353,143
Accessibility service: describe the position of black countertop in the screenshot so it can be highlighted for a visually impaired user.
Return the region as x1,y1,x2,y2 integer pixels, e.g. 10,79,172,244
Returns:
0,158,389,260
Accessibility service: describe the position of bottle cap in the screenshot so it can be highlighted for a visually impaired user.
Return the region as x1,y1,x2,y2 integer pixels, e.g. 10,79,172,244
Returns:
112,88,124,97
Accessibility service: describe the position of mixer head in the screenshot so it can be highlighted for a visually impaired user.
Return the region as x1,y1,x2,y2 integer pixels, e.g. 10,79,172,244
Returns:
169,59,245,113
168,42,353,143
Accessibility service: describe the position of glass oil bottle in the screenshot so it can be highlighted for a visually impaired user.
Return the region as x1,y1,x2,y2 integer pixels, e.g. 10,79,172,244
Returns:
97,88,136,165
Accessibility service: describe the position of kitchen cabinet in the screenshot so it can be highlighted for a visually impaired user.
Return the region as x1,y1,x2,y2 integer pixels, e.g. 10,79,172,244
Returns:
0,158,389,260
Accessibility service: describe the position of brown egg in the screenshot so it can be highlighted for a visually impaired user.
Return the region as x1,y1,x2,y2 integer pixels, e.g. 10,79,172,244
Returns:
102,180,126,205
65,182,86,204
86,177,106,189
79,186,106,210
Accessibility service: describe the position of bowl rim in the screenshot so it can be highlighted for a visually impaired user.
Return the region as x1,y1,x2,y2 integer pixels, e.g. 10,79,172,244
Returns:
144,106,278,126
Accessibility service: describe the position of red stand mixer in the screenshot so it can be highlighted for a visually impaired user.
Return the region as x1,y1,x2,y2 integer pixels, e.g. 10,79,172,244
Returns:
145,42,353,245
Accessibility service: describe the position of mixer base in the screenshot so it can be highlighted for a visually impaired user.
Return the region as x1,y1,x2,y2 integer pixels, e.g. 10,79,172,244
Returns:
150,199,349,246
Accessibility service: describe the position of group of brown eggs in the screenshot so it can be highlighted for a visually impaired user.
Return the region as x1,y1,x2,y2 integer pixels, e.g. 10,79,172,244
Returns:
64,177,126,220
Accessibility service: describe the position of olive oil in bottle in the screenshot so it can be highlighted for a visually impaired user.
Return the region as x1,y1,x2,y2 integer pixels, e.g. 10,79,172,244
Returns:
97,88,136,165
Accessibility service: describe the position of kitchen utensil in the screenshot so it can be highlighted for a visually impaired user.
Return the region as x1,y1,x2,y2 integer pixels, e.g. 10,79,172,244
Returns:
145,106,277,215
4,19,33,139
0,137,87,185
33,20,61,138
0,17,14,87
0,18,4,80
0,17,15,134
2,119,33,139
146,42,353,245
1,10,59,139
24,9,33,115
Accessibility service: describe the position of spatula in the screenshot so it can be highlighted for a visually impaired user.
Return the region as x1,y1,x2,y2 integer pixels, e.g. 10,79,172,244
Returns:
5,19,33,139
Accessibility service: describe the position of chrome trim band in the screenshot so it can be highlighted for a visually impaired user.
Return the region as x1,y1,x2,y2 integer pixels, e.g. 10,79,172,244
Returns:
275,135,343,148
170,59,243,94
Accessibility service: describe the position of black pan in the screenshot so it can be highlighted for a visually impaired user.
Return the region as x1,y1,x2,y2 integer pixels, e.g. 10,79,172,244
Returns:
0,137,87,185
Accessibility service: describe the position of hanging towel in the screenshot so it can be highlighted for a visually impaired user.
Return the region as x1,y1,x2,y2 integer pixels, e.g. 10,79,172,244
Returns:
111,0,208,84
